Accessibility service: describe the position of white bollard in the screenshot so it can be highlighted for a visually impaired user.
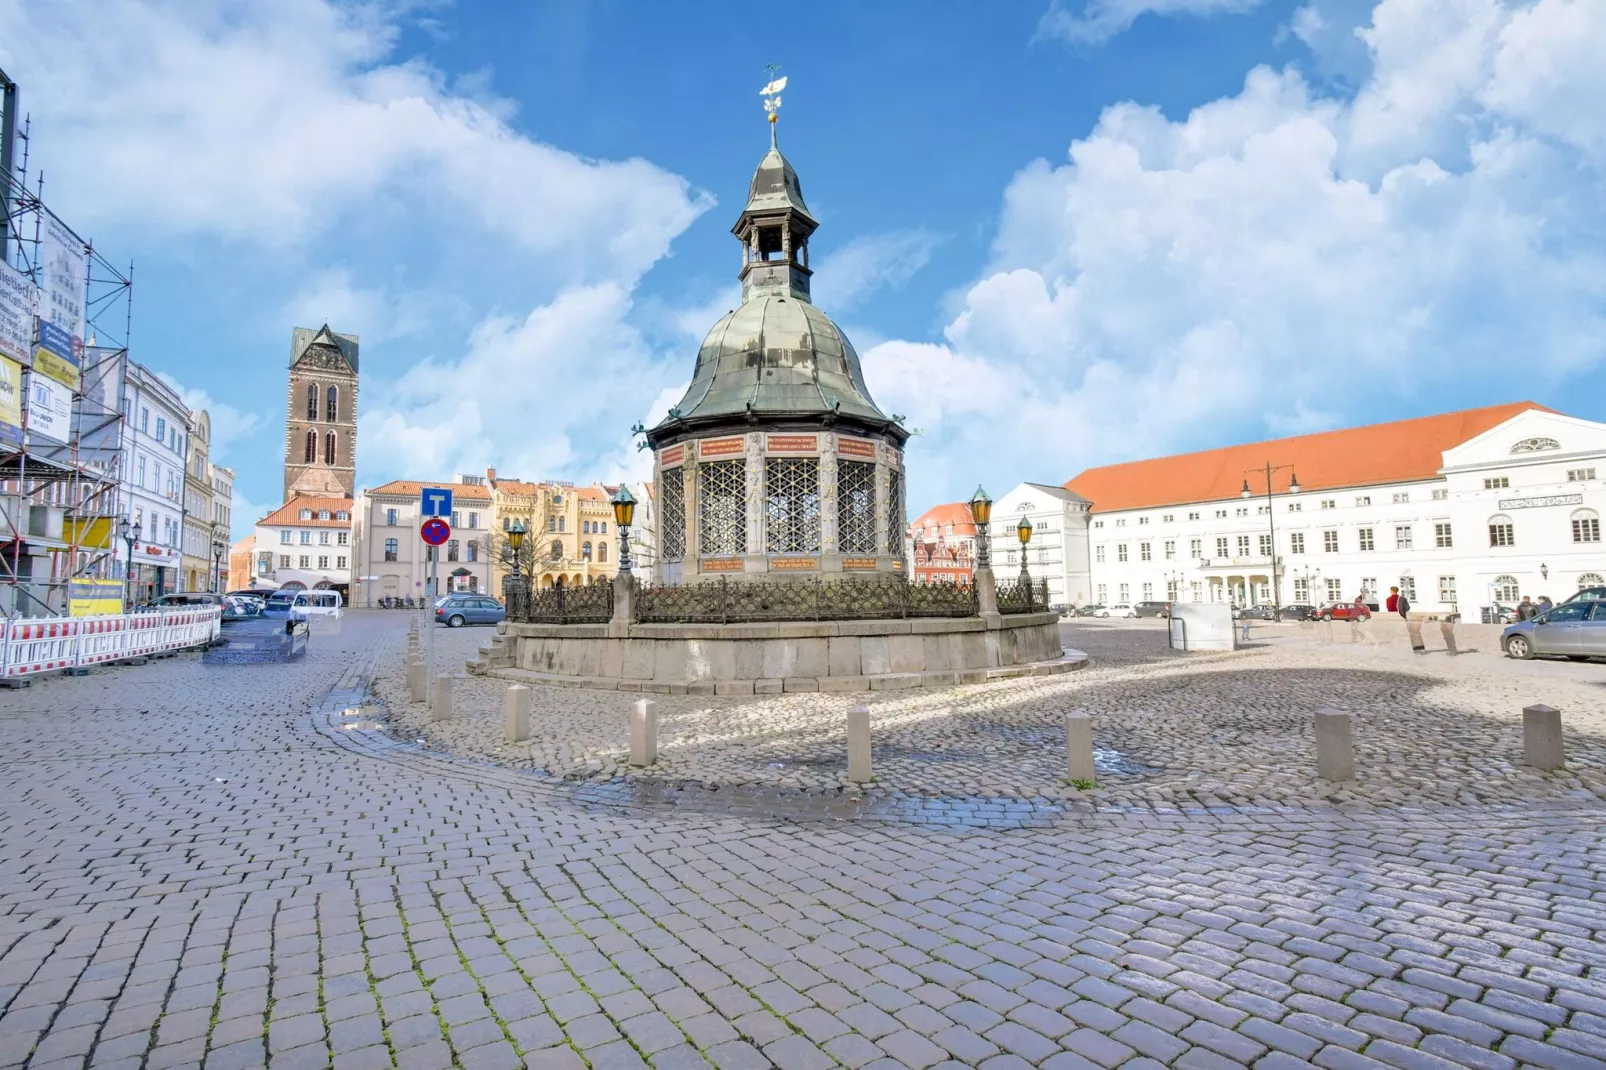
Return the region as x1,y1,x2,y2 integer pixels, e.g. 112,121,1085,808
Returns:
1065,711,1095,783
630,698,658,766
1523,704,1564,771
1314,708,1355,782
407,657,425,703
505,684,531,743
847,705,871,783
432,674,453,722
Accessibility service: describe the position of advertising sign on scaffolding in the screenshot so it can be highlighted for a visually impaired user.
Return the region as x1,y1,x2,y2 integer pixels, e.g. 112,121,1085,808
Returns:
69,579,125,617
25,370,71,442
33,319,81,391
41,214,87,343
0,355,21,446
0,260,36,365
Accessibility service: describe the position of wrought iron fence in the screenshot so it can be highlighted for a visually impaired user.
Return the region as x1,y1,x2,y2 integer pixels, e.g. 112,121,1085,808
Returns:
506,581,614,624
635,577,977,624
995,577,1050,615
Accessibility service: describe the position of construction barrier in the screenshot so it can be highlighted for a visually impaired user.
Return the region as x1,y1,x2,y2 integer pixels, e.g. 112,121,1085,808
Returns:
0,607,222,680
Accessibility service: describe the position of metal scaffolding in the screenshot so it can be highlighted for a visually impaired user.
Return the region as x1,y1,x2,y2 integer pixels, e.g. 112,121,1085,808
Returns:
1,103,133,617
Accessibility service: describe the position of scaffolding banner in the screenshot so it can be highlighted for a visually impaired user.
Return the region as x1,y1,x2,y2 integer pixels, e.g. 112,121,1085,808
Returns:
0,260,36,365
25,371,71,441
0,356,21,446
69,579,124,617
33,320,82,391
42,215,87,343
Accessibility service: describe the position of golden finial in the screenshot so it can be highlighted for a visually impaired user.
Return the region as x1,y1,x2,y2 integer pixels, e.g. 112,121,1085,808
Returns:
760,66,786,145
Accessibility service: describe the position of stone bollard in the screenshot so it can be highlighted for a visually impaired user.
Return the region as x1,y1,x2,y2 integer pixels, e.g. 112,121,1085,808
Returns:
407,657,425,703
1522,704,1564,771
432,674,453,722
1440,621,1458,656
630,698,658,766
1065,711,1095,783
1406,620,1425,654
847,705,871,783
505,684,531,743
1314,708,1355,782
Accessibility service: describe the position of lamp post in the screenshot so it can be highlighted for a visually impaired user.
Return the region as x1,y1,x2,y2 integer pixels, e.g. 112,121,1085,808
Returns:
1016,516,1033,582
1241,463,1300,621
1540,562,1549,583
211,529,226,593
611,486,636,575
506,518,528,609
969,486,993,571
120,516,142,611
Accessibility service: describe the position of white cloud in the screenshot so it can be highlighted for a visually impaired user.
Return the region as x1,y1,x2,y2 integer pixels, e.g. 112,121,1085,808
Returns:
1037,0,1266,44
810,229,942,313
0,0,710,281
279,268,459,343
157,374,266,465
874,0,1606,509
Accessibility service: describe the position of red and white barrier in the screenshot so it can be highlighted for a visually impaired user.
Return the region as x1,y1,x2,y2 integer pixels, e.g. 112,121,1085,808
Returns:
0,607,222,680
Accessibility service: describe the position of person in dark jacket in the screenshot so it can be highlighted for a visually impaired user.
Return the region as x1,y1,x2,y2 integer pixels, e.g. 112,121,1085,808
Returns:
1516,596,1537,621
1397,589,1410,618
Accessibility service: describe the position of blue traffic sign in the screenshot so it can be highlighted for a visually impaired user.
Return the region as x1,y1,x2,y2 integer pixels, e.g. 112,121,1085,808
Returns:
421,487,453,517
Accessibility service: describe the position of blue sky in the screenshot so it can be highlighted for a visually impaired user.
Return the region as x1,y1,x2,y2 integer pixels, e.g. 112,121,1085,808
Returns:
2,0,1603,537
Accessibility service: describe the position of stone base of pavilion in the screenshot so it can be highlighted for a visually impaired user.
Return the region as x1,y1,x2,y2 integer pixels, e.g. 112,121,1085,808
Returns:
469,612,1083,695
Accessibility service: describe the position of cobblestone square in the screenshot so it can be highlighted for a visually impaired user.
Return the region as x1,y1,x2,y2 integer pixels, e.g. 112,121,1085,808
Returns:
2,612,1603,1070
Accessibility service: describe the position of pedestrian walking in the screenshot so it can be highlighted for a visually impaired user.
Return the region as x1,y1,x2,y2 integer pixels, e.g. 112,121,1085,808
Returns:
1386,586,1399,614
1517,595,1537,621
1396,588,1411,619
1537,595,1553,615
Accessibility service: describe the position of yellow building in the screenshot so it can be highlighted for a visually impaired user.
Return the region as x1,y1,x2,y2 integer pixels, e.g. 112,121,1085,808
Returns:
486,470,620,593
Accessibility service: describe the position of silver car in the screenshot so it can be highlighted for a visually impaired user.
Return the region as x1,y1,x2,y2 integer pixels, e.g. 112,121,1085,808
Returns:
1502,600,1606,660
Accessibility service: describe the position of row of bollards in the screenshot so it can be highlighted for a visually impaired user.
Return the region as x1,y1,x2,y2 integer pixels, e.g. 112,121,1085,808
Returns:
1315,703,1565,781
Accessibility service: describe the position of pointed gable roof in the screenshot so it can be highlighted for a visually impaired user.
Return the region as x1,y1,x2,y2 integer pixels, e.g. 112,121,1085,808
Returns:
290,324,360,372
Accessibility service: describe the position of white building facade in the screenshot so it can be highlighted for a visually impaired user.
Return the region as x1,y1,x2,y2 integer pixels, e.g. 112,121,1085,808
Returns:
1069,405,1605,616
985,483,1094,607
250,495,354,593
118,362,191,603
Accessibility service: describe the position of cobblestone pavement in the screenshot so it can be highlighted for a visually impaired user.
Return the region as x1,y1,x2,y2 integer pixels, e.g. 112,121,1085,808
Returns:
2,612,1605,1070
383,620,1606,813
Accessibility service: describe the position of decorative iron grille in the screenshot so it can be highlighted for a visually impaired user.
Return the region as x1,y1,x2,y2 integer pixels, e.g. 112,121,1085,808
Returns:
995,578,1050,615
660,469,686,563
885,468,904,554
765,457,821,554
506,581,614,624
636,577,976,623
699,460,747,557
837,459,876,554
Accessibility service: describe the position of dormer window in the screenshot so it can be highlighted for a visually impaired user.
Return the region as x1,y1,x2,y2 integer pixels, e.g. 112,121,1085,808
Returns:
298,508,312,520
318,510,330,521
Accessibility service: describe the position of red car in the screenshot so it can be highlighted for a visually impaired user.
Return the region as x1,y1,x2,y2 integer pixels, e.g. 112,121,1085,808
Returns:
1319,602,1371,622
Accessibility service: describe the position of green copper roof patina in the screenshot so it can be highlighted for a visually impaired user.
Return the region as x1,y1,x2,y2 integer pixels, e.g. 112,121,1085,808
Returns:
646,138,906,449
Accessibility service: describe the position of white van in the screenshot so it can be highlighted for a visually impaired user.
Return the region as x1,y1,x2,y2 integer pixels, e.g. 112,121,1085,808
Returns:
290,590,343,620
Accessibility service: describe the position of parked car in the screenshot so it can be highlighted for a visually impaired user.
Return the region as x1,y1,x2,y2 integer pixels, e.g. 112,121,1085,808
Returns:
1281,604,1319,621
290,590,343,620
1237,605,1278,621
1097,604,1138,618
1075,604,1106,617
227,589,269,603
1502,601,1606,660
1134,601,1171,618
142,592,226,609
1561,586,1606,606
1318,602,1372,622
221,597,264,623
435,594,506,628
262,589,299,616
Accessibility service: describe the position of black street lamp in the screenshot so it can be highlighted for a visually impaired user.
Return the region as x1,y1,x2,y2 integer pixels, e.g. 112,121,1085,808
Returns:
611,486,636,575
120,516,142,611
211,527,226,593
506,518,529,592
969,486,993,571
1241,464,1300,620
1016,516,1033,583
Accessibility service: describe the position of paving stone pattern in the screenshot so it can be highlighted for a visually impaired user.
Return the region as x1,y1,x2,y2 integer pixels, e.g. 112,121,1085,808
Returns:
1,612,1604,1070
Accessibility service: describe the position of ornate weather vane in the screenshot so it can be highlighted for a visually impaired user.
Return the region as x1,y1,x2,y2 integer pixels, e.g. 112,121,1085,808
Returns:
760,65,787,145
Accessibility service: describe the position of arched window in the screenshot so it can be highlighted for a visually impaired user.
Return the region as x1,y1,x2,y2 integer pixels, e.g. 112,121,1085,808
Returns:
1571,508,1600,544
550,540,563,559
582,521,590,534
1579,573,1604,590
547,517,556,532
599,521,606,534
326,385,338,422
582,541,593,561
1488,514,1514,547
306,383,318,420
304,429,316,463
558,517,565,532
324,431,336,466
1493,575,1520,602
597,542,607,563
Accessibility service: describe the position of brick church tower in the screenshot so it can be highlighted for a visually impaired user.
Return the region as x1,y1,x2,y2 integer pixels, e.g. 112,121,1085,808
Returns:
284,325,359,499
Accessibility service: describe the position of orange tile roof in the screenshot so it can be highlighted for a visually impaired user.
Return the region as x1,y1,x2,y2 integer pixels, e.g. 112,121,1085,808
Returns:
367,480,494,501
909,501,978,539
259,496,357,526
1065,402,1552,514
